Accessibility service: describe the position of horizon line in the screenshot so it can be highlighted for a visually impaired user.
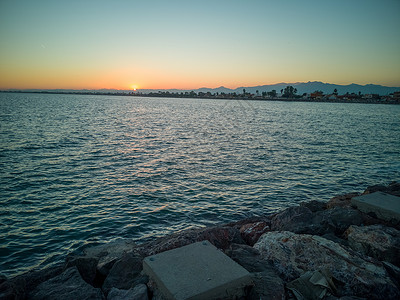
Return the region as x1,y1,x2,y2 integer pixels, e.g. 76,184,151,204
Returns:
2,80,400,91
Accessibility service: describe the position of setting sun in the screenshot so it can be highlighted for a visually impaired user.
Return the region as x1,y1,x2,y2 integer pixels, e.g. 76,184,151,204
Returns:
131,84,138,91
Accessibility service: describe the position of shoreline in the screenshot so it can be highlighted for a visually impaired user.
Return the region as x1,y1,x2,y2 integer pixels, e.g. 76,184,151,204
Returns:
1,182,399,299
1,90,399,105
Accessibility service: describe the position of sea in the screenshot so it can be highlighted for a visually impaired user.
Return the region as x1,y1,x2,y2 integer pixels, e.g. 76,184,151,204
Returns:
1,92,399,277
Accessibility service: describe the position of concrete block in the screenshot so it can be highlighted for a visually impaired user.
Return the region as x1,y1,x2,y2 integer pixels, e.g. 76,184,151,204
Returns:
351,192,400,222
143,240,252,300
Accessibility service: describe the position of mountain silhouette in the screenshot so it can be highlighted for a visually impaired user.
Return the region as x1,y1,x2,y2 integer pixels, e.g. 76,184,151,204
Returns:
8,81,400,95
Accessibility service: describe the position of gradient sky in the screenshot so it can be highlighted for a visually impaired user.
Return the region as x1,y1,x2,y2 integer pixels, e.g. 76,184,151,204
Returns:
1,0,400,90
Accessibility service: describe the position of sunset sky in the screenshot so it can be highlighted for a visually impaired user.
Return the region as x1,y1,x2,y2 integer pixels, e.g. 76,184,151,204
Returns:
1,0,400,90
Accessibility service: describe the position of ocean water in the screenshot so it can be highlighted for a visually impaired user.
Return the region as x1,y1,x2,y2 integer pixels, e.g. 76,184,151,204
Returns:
1,92,399,277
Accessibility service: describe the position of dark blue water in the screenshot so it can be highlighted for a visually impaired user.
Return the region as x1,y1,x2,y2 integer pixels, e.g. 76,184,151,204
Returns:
1,93,399,277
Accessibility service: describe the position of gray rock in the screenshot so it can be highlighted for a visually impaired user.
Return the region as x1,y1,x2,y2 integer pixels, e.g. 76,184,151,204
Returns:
102,252,143,295
270,206,314,233
83,239,138,277
312,207,363,235
107,284,148,300
321,232,348,247
254,231,400,299
0,277,26,300
0,274,6,285
239,221,270,246
327,193,360,209
226,216,271,228
30,266,104,300
271,206,364,236
64,256,98,285
363,182,400,197
300,200,327,212
139,225,244,256
345,225,400,266
248,271,286,300
0,263,64,300
382,261,400,286
225,244,285,300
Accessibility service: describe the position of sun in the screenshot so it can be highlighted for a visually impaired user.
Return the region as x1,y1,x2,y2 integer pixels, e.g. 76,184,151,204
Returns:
131,84,138,91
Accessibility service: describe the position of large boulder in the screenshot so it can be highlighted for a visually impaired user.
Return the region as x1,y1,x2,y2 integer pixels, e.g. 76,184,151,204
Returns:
300,200,327,212
30,266,104,300
254,231,399,299
271,205,364,236
312,207,363,236
64,256,98,286
363,182,400,197
139,225,244,256
82,239,137,278
225,244,285,300
0,264,64,300
270,206,315,233
326,193,360,209
345,225,400,266
107,284,148,300
101,251,144,295
239,221,270,246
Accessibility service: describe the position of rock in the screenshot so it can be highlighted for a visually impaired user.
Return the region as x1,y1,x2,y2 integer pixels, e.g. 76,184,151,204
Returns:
300,200,327,212
225,243,274,273
345,225,400,266
139,226,244,256
327,193,360,209
0,264,64,300
64,256,98,285
0,277,26,300
271,206,363,236
248,272,286,300
82,239,137,277
240,221,270,246
326,296,367,300
312,207,363,236
321,232,348,247
363,182,400,197
102,251,143,295
107,284,148,300
382,261,400,286
225,244,285,300
270,206,314,233
30,266,104,300
226,216,271,228
254,231,400,299
83,239,137,258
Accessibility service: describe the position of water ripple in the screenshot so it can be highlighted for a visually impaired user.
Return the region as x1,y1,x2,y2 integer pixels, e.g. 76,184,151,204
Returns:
1,93,400,277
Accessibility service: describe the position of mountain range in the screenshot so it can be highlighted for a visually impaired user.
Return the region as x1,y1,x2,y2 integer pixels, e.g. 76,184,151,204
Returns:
177,81,400,95
7,81,400,95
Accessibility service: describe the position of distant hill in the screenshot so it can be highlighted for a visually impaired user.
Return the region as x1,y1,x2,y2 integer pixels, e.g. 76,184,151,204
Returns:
230,82,400,95
137,82,400,95
6,81,400,95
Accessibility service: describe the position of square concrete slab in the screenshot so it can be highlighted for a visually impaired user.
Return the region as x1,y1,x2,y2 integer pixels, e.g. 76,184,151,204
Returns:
143,240,252,300
351,192,400,222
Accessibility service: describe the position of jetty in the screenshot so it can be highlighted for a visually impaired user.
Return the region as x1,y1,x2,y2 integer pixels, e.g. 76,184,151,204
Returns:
1,182,399,299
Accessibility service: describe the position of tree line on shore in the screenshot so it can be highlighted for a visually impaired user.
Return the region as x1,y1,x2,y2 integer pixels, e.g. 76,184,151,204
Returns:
131,85,399,102
2,86,399,102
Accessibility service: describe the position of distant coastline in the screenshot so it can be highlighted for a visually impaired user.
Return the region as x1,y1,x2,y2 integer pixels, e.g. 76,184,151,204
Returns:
1,89,400,105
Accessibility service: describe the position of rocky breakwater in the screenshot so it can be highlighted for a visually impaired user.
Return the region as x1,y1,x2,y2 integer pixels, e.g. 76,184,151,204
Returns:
1,182,400,300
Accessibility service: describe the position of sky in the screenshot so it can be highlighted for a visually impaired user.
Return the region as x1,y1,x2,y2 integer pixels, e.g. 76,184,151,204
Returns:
1,0,400,90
